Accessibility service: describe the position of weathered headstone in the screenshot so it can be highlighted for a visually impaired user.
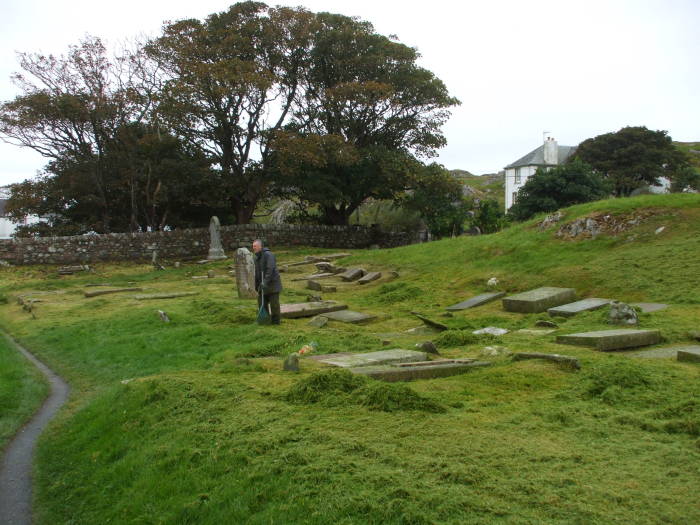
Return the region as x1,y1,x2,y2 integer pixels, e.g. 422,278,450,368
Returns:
234,247,256,299
677,347,700,363
207,216,227,260
548,298,611,317
358,272,382,285
502,287,576,313
308,315,329,328
283,353,300,372
339,268,365,282
317,349,427,368
307,280,322,291
157,310,170,323
280,301,348,319
411,312,449,331
608,301,638,325
207,270,215,279
151,250,165,271
323,310,376,324
416,341,439,355
349,360,491,382
446,292,506,311
556,329,661,351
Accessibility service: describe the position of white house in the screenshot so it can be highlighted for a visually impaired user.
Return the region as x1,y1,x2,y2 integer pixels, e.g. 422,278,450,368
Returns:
504,137,576,211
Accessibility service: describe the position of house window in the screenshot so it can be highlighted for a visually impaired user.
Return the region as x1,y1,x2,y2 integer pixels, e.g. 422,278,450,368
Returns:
514,167,521,184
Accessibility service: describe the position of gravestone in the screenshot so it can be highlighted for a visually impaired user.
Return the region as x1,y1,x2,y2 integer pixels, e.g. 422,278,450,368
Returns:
317,349,427,368
515,329,556,335
349,360,491,382
626,345,699,359
473,327,509,336
234,248,257,299
446,292,506,311
631,303,669,313
308,315,329,328
358,272,382,285
207,216,227,260
556,329,661,351
677,347,700,363
512,352,580,370
283,353,300,372
416,341,439,355
502,287,576,313
134,292,199,300
608,301,638,325
84,287,142,298
339,268,365,282
411,312,449,331
280,301,348,319
323,310,376,324
307,280,322,291
548,298,611,318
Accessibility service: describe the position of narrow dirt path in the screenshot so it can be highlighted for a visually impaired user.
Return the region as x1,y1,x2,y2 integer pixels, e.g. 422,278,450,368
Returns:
0,332,69,525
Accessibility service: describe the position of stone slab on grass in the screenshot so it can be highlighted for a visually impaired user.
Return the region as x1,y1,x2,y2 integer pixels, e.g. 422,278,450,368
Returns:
446,292,506,311
411,312,449,331
349,360,492,382
556,329,662,351
358,272,382,285
134,292,199,300
280,301,348,319
323,310,377,324
339,268,365,282
318,349,427,368
548,298,612,317
84,287,142,298
305,352,354,362
515,329,556,336
502,287,576,313
626,345,700,359
677,346,700,363
512,352,580,369
631,302,669,313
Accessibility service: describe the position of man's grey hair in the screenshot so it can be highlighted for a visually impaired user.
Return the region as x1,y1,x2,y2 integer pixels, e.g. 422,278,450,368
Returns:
252,239,264,247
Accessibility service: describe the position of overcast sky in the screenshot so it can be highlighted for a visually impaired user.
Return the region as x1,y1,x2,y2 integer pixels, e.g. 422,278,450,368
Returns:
1,0,698,186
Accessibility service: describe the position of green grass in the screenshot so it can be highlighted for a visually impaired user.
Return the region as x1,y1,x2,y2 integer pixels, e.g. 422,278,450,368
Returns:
1,193,700,523
0,334,49,450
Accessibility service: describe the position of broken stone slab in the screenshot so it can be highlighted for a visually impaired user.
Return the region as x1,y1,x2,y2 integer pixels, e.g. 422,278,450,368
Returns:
405,326,441,335
321,285,336,293
411,312,449,332
84,287,143,298
311,253,350,261
515,329,556,336
512,352,580,370
308,315,329,328
339,268,366,282
556,329,662,351
625,345,699,359
317,349,428,368
677,347,700,363
473,326,509,336
548,298,612,318
631,302,669,313
291,273,335,282
416,341,439,355
502,287,577,313
323,310,377,324
349,361,492,382
314,262,346,274
280,301,348,319
307,280,322,291
608,301,638,325
134,292,199,300
446,292,506,311
358,272,382,285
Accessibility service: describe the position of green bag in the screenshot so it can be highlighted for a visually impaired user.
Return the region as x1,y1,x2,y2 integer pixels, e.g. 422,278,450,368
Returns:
256,292,272,325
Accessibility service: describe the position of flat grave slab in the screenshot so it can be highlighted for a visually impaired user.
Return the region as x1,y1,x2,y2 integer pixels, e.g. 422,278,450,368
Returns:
677,346,700,363
280,301,348,319
317,349,427,368
358,272,381,285
323,310,377,324
349,360,492,382
411,312,449,331
339,268,365,282
502,287,576,313
134,292,199,300
84,287,142,298
515,329,557,336
446,292,506,311
556,329,661,351
548,298,611,317
305,352,354,362
632,302,669,313
625,345,700,359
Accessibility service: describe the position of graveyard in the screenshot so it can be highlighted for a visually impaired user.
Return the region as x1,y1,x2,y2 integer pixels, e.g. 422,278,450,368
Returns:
1,193,700,524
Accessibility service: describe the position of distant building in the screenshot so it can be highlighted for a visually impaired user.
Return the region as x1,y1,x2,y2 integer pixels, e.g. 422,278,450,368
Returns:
504,137,576,211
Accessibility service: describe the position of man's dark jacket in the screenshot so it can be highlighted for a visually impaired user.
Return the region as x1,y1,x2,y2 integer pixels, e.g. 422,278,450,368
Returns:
254,248,283,294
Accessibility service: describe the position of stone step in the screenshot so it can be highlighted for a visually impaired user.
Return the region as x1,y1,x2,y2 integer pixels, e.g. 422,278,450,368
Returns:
548,298,612,317
323,310,377,324
556,329,661,351
446,292,506,311
317,349,427,368
280,301,348,319
349,361,492,382
502,287,576,313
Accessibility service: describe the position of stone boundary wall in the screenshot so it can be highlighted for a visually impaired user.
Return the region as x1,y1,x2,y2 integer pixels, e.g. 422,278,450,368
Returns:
0,224,422,265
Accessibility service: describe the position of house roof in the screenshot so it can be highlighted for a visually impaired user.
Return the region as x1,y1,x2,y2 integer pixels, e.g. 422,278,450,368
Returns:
505,144,577,169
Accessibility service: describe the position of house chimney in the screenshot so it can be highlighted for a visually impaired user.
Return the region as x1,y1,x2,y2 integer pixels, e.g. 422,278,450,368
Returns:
543,137,558,165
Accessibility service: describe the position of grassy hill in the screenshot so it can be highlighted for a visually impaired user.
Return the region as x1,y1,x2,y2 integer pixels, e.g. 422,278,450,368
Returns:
451,170,505,208
1,193,699,524
675,141,700,171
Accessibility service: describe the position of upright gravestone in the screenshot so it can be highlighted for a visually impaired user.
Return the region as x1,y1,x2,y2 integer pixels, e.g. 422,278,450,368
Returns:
235,248,257,299
207,216,227,260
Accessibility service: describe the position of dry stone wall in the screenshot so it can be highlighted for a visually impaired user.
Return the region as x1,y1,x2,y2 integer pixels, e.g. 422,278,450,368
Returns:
0,224,421,265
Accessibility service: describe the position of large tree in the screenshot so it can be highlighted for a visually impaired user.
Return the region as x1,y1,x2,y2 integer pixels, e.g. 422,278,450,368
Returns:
271,12,459,225
573,126,690,197
145,2,316,224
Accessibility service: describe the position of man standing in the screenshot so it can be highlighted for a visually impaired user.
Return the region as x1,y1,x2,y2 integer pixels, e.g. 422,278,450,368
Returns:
252,239,282,325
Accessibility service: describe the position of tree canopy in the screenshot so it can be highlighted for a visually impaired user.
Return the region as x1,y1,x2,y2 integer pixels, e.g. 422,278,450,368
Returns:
572,126,690,197
508,159,611,221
